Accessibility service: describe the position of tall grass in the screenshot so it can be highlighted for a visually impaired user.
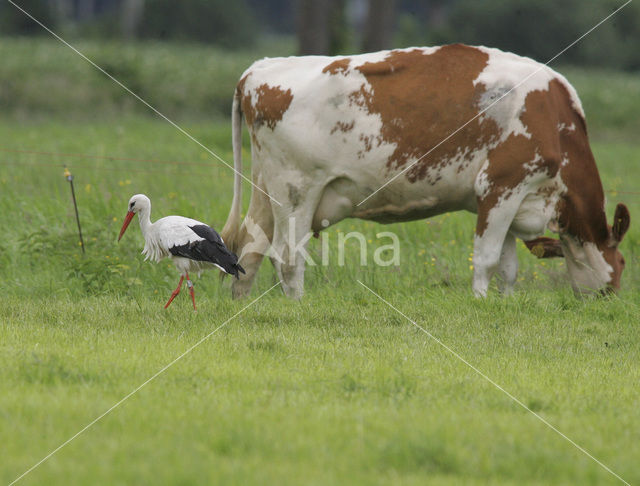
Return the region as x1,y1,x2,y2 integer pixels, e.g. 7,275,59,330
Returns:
0,37,295,121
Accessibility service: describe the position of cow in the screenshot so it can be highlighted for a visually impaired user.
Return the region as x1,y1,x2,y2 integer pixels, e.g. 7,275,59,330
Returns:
220,44,630,299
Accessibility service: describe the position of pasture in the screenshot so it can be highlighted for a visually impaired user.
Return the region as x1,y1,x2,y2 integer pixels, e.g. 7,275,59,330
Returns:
1,39,639,485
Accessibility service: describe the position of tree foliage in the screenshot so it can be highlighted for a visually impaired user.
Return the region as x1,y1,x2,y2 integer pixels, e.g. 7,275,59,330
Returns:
136,0,257,47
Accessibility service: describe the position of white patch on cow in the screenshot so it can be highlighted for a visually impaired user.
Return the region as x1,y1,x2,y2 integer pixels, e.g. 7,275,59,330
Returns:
260,60,390,174
474,160,492,199
473,46,584,141
561,238,613,294
522,151,543,172
511,174,566,240
349,46,441,69
557,122,576,132
424,144,494,209
349,49,395,67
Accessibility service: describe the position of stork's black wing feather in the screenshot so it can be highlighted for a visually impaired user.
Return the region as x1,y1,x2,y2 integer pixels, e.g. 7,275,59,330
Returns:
188,224,225,245
169,224,245,278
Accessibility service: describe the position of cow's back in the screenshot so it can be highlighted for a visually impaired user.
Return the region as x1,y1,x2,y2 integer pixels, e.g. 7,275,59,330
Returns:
237,44,586,220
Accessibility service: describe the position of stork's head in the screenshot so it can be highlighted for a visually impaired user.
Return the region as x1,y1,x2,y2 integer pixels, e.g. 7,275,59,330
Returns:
118,194,150,241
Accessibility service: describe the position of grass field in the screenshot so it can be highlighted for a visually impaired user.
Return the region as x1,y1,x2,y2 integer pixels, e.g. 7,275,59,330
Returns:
1,38,639,485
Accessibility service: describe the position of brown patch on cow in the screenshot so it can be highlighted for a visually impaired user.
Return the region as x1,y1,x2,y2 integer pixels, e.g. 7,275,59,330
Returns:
254,84,294,130
330,120,355,135
237,74,260,149
237,77,293,151
323,58,351,75
358,133,380,157
238,80,293,132
237,74,253,124
352,45,500,183
357,60,401,77
348,84,372,110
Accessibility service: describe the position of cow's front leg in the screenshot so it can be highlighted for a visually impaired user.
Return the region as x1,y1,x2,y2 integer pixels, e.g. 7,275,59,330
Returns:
473,198,523,297
497,231,518,295
473,237,502,297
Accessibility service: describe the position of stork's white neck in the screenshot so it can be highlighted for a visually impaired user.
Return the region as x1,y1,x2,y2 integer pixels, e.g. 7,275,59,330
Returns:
137,205,153,242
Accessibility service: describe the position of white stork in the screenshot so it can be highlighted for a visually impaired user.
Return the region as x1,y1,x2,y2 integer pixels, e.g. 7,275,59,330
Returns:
117,194,245,310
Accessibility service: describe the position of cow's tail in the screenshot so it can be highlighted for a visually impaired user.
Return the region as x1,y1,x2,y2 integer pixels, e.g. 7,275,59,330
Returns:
220,87,243,254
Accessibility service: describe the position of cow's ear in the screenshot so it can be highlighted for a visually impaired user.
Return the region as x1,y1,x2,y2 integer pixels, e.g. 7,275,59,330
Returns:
612,203,630,244
524,237,564,258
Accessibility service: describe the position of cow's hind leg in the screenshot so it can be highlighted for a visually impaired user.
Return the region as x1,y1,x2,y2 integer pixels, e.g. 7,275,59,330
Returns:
270,199,319,300
231,184,274,299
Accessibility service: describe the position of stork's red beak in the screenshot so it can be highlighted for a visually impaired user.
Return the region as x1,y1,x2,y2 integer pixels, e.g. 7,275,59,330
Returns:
118,211,135,241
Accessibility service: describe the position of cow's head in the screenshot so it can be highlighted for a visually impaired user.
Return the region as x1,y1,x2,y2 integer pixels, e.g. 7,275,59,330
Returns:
525,203,630,295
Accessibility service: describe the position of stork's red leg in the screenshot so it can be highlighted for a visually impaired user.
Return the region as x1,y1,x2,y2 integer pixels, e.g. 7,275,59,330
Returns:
164,276,184,309
186,273,196,311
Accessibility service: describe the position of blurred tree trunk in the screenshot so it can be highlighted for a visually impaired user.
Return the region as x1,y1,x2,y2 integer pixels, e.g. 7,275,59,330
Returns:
121,0,145,39
328,0,347,55
297,0,331,54
296,0,346,55
53,0,73,25
76,0,95,21
362,0,397,52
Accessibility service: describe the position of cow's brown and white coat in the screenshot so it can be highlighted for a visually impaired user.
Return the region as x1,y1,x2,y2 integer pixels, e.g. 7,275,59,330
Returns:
221,44,629,298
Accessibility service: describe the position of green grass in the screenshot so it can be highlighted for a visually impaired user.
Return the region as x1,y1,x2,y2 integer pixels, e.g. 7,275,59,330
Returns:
2,292,639,485
1,38,640,485
560,66,640,142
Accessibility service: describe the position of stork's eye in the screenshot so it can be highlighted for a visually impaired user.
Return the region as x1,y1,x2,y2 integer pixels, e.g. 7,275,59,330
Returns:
129,202,135,210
